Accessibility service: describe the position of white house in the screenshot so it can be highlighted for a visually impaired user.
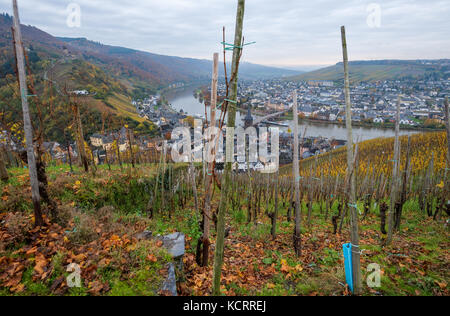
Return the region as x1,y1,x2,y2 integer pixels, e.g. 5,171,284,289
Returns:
400,119,415,126
373,117,384,124
72,90,89,95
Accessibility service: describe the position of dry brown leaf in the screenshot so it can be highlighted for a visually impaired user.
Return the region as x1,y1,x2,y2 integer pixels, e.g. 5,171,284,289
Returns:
34,253,48,276
147,254,157,263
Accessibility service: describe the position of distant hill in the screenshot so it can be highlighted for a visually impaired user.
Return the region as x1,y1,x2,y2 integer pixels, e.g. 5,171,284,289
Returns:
0,12,300,144
57,37,301,81
0,12,300,90
288,60,450,83
0,13,157,143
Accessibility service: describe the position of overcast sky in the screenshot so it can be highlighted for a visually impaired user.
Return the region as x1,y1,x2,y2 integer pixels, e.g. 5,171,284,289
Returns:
1,0,449,69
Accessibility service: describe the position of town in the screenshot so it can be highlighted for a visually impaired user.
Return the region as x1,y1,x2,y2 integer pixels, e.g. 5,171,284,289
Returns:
6,76,446,170
218,77,449,128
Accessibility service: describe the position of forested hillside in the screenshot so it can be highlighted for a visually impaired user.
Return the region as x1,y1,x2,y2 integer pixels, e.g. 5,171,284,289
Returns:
0,13,157,144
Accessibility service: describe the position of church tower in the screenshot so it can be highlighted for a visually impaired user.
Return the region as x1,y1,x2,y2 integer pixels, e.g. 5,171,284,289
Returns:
244,106,254,129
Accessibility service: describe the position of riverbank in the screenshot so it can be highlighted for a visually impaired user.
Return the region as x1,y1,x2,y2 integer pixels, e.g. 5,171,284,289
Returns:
277,113,444,133
230,106,441,133
160,81,209,100
165,87,428,141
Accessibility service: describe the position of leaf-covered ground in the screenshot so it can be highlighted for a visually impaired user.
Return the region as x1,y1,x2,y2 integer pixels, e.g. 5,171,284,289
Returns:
0,165,173,296
0,165,449,296
181,202,449,296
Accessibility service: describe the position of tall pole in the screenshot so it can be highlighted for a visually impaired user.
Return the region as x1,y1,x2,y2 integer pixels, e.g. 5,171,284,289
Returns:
12,0,43,226
444,97,450,210
292,90,301,256
341,26,361,295
444,97,450,167
387,96,401,244
127,126,135,168
0,146,9,182
202,52,219,267
212,0,245,296
73,100,88,172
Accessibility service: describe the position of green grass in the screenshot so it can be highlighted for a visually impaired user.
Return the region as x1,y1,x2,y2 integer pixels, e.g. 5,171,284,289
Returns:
2,162,448,296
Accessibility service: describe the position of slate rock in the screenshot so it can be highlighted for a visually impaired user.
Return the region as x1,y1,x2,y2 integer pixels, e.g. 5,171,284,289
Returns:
135,230,153,240
159,232,185,259
160,263,177,296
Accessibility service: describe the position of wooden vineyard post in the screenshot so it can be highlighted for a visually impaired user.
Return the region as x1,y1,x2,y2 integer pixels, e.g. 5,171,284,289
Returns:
12,0,43,226
271,169,279,238
445,97,450,167
127,126,135,168
0,145,8,182
444,97,450,217
292,90,301,256
341,25,361,295
200,52,219,267
73,100,89,172
212,0,245,296
387,97,401,244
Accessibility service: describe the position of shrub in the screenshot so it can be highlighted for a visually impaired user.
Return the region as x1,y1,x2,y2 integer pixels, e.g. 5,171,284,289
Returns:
51,205,74,227
4,212,32,243
68,213,99,245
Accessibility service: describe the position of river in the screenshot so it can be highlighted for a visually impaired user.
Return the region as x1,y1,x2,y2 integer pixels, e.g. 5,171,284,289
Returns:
166,87,419,142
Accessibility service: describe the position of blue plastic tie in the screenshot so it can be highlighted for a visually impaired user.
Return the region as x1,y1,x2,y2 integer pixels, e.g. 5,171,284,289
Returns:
221,41,256,51
342,243,354,293
348,203,362,215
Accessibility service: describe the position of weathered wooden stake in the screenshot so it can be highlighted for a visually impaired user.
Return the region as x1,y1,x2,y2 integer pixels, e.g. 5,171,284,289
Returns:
395,135,411,230
271,169,279,238
201,52,219,267
445,97,450,166
12,0,43,226
212,0,245,296
292,90,301,256
73,100,89,172
341,25,361,295
127,127,135,168
0,146,8,182
387,96,401,244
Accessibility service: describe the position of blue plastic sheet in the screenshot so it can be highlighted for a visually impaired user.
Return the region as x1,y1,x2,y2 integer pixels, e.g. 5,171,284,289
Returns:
343,243,354,293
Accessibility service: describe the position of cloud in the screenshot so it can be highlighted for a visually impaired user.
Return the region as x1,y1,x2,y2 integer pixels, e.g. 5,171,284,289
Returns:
0,0,448,66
